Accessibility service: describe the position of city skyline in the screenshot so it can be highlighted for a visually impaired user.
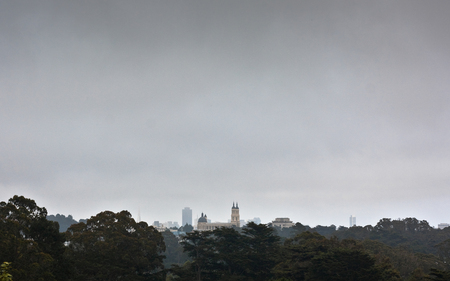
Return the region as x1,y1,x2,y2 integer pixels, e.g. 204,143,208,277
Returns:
2,1,450,228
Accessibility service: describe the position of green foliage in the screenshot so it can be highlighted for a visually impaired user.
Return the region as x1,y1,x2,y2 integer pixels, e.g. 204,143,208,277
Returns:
426,268,450,280
174,222,280,281
273,232,401,281
65,210,166,281
307,248,381,280
332,217,450,279
242,222,281,280
436,239,450,263
0,196,68,281
311,224,337,237
0,262,13,281
178,230,215,281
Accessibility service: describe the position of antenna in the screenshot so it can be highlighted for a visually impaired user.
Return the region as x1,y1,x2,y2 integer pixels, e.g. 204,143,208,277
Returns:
138,207,141,223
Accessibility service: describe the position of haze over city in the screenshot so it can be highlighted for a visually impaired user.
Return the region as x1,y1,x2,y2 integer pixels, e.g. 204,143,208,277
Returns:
1,1,450,228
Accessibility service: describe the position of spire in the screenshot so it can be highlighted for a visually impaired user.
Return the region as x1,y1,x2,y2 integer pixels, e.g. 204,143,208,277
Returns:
236,202,239,209
233,202,235,208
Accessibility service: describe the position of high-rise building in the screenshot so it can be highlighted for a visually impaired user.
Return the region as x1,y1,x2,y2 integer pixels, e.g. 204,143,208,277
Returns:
182,207,192,226
349,215,356,227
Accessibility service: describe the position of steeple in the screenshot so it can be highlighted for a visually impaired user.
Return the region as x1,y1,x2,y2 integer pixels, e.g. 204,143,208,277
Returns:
231,201,240,227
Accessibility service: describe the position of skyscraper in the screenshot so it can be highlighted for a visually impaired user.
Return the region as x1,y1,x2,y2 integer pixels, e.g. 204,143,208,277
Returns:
182,207,192,226
349,215,356,227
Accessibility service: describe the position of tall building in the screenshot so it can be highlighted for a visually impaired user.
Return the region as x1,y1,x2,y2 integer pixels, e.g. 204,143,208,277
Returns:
349,215,356,227
182,207,192,226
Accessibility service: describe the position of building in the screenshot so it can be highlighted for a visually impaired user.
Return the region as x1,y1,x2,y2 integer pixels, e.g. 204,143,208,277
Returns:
248,217,261,225
152,221,167,232
438,223,449,229
271,218,294,229
350,215,356,227
182,207,192,226
164,221,179,228
197,202,240,231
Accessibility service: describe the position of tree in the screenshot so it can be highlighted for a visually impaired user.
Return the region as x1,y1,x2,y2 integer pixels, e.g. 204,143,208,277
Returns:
426,268,450,281
178,230,215,281
65,210,165,281
273,232,400,281
162,230,188,268
273,231,334,281
241,222,281,281
176,224,281,281
181,224,194,233
0,195,68,281
436,239,450,264
307,248,383,281
208,227,247,280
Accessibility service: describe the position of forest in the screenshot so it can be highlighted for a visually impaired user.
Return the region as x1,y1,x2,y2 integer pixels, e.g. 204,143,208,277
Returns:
1,195,450,281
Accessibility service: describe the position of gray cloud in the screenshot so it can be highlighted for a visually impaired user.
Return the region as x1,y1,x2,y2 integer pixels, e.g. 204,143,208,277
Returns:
1,1,450,227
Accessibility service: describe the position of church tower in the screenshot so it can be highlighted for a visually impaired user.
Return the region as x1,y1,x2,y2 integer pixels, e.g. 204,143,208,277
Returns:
231,202,240,227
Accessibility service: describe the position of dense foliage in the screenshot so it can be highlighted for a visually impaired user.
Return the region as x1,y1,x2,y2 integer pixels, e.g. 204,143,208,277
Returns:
65,210,166,280
0,196,165,281
0,196,68,281
170,226,400,281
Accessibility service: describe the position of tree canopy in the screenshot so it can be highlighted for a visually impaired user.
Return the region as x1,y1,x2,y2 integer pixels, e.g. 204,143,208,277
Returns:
65,210,166,281
0,195,68,281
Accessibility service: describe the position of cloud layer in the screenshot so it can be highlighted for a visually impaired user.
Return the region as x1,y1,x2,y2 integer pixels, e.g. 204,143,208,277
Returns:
2,1,450,227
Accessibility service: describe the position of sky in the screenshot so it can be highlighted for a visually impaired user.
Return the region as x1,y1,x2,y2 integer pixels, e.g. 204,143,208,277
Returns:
1,1,450,228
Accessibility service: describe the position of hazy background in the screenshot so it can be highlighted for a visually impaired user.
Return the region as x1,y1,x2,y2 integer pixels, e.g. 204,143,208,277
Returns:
2,1,450,228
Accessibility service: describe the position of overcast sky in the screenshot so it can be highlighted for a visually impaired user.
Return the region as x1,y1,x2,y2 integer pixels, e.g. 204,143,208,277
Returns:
2,1,450,228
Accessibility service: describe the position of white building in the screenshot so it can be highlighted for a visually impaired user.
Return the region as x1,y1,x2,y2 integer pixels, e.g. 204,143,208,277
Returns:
271,218,294,229
197,202,240,231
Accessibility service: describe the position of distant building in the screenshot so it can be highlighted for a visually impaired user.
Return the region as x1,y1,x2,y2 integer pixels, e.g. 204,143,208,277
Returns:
272,218,294,229
248,217,261,225
182,207,192,226
152,221,167,232
438,223,450,229
350,215,356,227
164,221,179,228
197,202,240,231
